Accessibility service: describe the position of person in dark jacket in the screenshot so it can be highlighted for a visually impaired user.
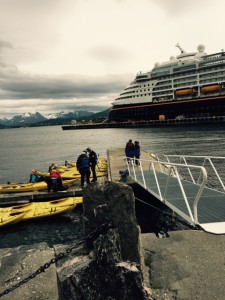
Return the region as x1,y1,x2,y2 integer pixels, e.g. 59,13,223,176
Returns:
134,141,140,166
76,151,91,187
125,139,135,164
86,147,98,182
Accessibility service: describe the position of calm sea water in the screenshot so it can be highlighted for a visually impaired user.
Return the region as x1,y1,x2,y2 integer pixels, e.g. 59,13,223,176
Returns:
0,124,225,183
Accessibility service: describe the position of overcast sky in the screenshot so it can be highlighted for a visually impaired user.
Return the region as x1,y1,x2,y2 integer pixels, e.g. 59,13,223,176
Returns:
0,0,224,119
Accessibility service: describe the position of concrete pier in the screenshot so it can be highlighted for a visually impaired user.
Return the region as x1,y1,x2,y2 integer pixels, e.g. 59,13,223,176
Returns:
142,230,225,300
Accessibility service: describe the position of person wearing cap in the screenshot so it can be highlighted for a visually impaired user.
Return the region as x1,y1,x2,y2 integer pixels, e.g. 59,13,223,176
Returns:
29,169,40,183
76,151,91,187
86,147,98,182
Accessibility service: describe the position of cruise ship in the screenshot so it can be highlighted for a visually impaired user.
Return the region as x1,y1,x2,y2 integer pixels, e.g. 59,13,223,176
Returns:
108,44,225,122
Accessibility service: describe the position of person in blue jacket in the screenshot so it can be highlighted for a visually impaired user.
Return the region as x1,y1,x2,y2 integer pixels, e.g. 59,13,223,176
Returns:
76,150,91,187
134,141,140,166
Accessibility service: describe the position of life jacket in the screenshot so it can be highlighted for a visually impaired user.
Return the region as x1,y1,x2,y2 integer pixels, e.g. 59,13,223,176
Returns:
50,171,62,179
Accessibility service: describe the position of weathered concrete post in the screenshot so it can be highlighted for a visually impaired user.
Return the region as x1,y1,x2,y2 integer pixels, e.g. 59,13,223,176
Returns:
59,181,151,300
83,181,142,264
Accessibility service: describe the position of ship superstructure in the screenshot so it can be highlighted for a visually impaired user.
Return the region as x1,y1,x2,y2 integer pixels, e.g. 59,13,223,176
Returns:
108,44,225,121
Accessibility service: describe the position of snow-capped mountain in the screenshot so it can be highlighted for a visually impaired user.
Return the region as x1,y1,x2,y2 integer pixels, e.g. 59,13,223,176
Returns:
0,110,95,127
45,111,94,119
0,112,46,126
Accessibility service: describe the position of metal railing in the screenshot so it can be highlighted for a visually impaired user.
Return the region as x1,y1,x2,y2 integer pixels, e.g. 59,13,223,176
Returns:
155,154,225,192
125,157,208,224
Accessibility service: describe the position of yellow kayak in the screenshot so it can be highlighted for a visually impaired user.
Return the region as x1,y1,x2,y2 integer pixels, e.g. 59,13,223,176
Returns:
66,156,107,167
37,157,108,180
0,211,28,227
0,179,78,194
0,202,33,213
0,197,83,225
0,197,82,213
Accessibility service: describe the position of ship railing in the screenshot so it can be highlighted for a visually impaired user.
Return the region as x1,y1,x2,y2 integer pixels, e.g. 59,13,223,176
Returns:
154,154,225,192
125,157,208,224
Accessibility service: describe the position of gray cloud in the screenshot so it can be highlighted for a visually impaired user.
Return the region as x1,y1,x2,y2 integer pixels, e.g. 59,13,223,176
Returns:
0,71,127,100
0,57,130,118
1,0,222,120
0,40,13,50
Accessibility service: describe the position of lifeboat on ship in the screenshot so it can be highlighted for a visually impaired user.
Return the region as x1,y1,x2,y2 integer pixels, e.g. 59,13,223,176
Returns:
175,88,196,96
201,85,222,93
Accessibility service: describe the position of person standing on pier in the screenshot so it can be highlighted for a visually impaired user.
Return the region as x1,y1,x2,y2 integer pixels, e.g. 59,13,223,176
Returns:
125,139,135,164
86,147,98,182
134,141,140,166
76,150,91,187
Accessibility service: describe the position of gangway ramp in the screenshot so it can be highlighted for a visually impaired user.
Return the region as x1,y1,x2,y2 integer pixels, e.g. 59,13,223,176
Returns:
108,149,225,235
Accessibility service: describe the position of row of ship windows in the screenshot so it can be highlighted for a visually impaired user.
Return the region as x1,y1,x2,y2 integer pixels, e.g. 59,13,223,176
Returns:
199,76,225,84
152,63,225,76
125,67,225,93
199,71,225,79
117,83,225,100
198,65,225,73
152,91,173,96
122,86,174,94
156,80,172,86
199,60,225,67
173,76,196,84
118,85,225,100
119,91,174,99
174,81,197,88
154,73,225,88
118,78,225,99
173,79,225,87
125,83,154,91
173,68,225,81
151,65,225,79
153,85,172,91
121,89,151,95
156,75,225,88
155,67,225,85
123,78,200,93
117,78,225,101
125,85,139,91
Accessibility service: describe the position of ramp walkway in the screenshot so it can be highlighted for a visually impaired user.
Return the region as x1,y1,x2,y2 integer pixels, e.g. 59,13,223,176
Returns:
107,149,225,234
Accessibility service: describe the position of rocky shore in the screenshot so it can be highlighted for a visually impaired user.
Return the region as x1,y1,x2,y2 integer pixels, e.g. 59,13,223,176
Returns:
1,181,225,300
0,182,153,300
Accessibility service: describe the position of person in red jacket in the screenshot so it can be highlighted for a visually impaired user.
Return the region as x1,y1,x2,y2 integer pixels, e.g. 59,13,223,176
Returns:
48,169,63,192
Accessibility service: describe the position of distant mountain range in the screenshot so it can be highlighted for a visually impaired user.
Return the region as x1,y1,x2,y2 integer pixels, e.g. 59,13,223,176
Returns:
0,109,110,128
